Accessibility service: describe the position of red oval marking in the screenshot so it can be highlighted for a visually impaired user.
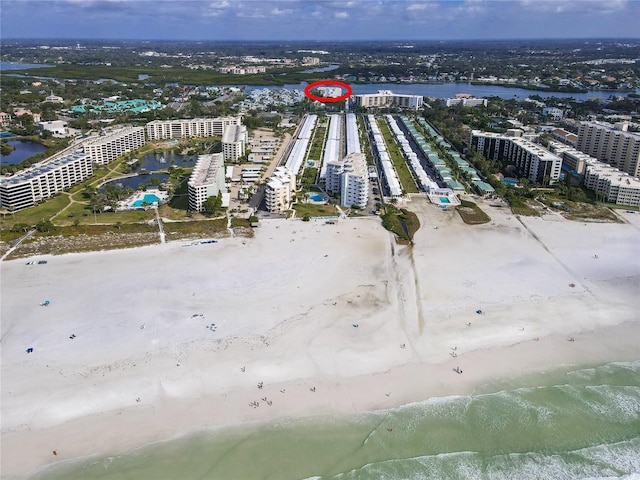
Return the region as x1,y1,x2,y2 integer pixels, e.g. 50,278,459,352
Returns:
304,80,352,103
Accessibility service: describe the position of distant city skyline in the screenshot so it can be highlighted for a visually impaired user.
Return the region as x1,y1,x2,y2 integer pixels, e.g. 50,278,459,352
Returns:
1,0,639,41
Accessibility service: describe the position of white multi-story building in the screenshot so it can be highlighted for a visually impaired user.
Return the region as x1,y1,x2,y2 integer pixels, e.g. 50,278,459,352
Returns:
0,151,92,211
576,121,640,177
265,167,295,213
549,142,640,206
470,130,562,184
222,124,248,162
325,152,369,208
350,90,423,111
39,120,68,136
187,153,226,212
542,107,564,120
584,162,640,206
445,97,488,107
146,117,242,140
82,126,145,165
319,114,342,183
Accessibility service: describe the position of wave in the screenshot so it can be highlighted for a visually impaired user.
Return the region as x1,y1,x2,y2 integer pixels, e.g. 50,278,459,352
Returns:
31,361,640,480
333,438,640,480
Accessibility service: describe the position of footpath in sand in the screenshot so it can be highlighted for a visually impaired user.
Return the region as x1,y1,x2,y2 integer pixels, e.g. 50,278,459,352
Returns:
1,197,639,479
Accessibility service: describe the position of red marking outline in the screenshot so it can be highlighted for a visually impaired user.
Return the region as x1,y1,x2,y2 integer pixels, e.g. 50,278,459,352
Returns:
304,80,352,103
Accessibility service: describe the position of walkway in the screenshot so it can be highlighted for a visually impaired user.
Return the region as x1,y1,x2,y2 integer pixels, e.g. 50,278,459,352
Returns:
154,207,165,244
1,229,36,261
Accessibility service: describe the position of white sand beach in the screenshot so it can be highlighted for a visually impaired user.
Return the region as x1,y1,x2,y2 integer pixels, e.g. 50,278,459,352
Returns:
1,197,639,479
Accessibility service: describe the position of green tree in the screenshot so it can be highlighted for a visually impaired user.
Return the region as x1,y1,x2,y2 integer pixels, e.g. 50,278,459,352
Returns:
203,192,223,216
10,223,30,233
35,219,55,233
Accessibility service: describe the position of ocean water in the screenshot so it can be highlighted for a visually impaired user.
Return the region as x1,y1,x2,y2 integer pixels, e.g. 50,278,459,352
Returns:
33,362,640,480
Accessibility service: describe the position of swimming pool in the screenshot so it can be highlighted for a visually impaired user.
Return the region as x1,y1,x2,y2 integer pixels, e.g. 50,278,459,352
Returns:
439,197,451,204
503,178,518,186
131,194,160,207
309,194,323,202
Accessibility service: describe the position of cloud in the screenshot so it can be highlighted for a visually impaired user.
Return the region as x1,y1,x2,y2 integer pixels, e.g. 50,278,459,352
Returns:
514,0,629,14
1,0,638,40
271,7,293,16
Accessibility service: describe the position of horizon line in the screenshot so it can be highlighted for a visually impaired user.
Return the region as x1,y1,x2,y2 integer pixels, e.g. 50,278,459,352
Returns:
2,37,640,43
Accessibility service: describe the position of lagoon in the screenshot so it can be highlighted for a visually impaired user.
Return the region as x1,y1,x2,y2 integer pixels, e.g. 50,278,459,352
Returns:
300,63,340,74
102,173,169,191
245,82,639,101
0,62,54,71
135,152,195,172
0,139,48,165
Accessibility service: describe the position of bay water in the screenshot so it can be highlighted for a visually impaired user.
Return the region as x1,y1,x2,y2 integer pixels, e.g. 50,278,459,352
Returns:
33,361,640,479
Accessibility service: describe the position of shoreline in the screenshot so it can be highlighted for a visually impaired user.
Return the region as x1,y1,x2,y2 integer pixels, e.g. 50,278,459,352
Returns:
18,321,640,480
2,198,639,479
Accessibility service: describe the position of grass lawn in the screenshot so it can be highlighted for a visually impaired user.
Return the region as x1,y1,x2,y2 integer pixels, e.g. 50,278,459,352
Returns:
52,222,157,237
356,115,375,165
230,217,251,228
457,199,492,224
508,199,540,217
56,202,155,226
377,117,419,194
565,203,621,223
292,202,339,217
164,218,228,239
300,166,318,186
380,206,420,243
0,194,70,230
307,126,327,161
159,204,192,221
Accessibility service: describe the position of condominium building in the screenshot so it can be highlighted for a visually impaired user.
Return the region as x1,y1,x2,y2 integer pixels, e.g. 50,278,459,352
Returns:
551,128,578,146
265,167,295,213
82,126,146,165
222,124,248,162
187,153,226,212
549,142,640,206
325,152,369,208
542,107,564,120
576,121,640,177
445,97,488,107
470,130,562,184
584,162,640,206
350,90,423,111
0,151,92,211
145,117,242,140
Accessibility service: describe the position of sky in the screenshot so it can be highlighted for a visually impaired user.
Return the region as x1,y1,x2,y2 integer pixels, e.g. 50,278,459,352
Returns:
1,0,639,41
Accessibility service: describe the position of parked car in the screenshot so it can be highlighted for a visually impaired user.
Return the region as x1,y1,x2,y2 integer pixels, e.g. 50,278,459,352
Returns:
38,260,47,264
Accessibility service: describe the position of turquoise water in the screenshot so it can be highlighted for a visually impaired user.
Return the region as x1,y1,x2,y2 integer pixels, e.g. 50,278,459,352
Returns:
310,194,324,202
503,178,518,186
33,361,640,480
439,197,451,204
131,194,160,207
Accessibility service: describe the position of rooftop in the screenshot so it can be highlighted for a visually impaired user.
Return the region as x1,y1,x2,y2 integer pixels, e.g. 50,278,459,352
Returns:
188,153,224,188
